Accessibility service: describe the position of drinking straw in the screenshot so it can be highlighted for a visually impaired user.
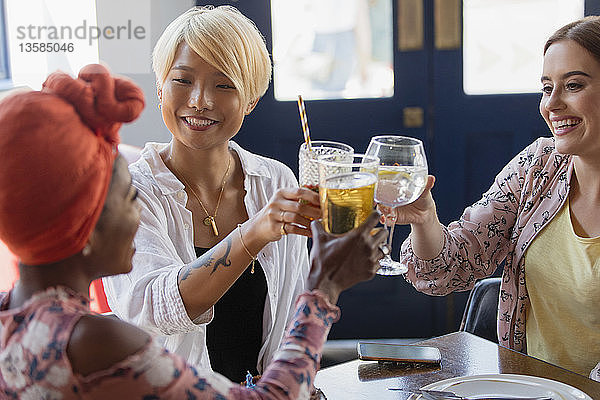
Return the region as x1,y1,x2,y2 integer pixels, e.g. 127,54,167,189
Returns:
297,95,312,151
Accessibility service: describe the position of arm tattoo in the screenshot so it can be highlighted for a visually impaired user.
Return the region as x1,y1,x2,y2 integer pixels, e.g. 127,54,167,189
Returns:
178,237,233,282
211,236,232,273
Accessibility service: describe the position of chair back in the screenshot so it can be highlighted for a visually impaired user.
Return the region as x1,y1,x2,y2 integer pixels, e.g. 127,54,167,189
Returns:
460,277,501,343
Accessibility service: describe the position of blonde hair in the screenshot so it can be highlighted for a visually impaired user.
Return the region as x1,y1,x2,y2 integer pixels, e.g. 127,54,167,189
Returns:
152,5,272,107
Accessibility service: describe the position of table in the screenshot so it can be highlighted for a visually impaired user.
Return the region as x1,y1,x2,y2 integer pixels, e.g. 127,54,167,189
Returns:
314,331,600,399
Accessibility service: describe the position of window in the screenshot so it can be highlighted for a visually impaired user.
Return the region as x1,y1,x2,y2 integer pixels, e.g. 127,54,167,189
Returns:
463,0,584,95
4,0,150,90
5,0,98,89
271,0,394,101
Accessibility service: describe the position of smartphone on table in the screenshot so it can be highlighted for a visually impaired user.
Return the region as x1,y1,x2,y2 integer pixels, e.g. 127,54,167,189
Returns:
357,342,442,364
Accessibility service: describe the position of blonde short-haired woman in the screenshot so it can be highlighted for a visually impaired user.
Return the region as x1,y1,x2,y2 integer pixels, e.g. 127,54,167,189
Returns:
103,6,321,382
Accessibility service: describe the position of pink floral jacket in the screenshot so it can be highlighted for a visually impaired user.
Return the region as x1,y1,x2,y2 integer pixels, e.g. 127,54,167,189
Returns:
0,286,339,399
400,137,600,379
401,138,600,380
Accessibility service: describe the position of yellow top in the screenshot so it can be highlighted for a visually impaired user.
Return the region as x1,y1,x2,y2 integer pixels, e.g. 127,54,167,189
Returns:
525,199,600,375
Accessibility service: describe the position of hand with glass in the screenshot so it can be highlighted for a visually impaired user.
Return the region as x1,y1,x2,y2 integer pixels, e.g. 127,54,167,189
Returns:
366,135,428,275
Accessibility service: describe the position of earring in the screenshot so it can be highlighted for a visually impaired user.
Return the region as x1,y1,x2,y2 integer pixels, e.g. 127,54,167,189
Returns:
158,103,162,110
82,244,91,257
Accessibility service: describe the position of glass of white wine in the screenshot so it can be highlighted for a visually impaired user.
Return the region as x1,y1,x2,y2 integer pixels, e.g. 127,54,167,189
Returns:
366,135,428,275
317,154,379,234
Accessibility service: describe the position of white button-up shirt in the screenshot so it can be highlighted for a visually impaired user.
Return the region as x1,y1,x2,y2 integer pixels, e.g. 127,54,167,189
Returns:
103,141,309,371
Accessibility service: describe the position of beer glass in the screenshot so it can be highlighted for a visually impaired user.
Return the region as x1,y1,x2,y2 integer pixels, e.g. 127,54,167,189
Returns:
317,154,379,234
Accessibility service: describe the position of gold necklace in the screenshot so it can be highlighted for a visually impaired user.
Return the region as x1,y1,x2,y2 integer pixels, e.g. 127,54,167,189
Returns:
171,156,231,236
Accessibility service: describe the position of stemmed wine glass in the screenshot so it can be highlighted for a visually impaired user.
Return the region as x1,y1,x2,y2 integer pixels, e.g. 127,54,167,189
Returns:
366,135,428,275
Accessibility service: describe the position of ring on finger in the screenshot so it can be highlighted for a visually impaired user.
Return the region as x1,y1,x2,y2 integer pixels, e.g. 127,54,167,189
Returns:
280,223,287,236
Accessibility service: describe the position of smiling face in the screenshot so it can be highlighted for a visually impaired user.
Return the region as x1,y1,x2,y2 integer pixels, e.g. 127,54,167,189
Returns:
540,40,600,159
159,42,254,152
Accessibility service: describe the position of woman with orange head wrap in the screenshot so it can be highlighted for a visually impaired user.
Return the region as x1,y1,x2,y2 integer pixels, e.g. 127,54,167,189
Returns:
0,65,387,398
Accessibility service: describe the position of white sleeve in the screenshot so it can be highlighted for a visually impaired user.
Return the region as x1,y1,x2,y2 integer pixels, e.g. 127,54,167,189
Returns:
280,164,309,306
102,182,212,337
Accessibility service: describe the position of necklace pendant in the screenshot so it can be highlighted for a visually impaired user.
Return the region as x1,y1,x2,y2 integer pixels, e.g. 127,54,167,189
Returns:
204,216,219,236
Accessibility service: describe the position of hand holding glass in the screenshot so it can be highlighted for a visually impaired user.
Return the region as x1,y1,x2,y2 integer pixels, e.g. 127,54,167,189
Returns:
317,154,379,234
366,135,428,275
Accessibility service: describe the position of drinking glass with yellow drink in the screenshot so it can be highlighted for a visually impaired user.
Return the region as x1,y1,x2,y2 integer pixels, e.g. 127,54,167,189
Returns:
299,141,354,194
317,154,379,234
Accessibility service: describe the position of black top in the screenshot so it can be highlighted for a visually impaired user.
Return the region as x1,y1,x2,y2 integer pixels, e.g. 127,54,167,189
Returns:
195,246,268,382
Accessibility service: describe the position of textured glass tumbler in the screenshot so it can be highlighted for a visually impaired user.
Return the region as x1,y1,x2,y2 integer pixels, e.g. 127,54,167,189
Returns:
298,140,354,193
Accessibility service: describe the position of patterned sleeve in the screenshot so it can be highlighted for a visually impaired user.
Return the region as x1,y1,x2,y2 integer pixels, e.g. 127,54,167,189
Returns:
79,290,340,400
400,139,548,295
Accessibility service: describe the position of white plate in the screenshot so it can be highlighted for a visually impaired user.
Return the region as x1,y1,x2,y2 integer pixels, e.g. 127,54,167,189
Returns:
411,374,592,400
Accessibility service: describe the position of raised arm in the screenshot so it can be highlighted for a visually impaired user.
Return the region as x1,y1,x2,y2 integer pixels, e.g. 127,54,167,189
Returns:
73,213,387,399
103,181,320,335
178,186,320,318
400,141,540,295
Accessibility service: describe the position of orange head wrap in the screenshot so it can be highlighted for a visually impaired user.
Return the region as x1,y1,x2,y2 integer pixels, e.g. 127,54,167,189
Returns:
0,64,145,265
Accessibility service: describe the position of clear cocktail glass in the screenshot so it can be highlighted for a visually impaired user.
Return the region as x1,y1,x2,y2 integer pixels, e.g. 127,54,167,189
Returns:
366,135,428,275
